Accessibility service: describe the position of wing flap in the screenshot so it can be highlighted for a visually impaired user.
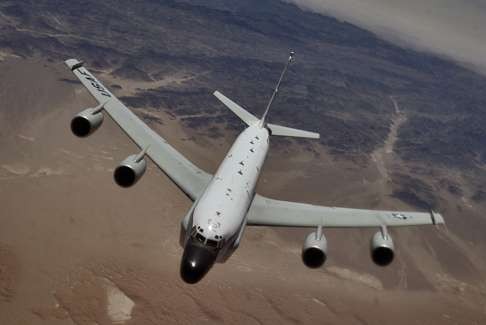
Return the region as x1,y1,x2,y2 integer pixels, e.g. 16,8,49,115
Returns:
66,59,212,200
247,194,444,228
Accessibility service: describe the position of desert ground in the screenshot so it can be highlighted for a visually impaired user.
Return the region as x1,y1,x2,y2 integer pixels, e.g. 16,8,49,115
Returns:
0,58,485,324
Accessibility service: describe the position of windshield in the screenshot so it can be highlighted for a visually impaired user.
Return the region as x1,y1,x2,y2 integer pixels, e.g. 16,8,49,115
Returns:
195,232,205,244
206,239,218,247
190,227,223,248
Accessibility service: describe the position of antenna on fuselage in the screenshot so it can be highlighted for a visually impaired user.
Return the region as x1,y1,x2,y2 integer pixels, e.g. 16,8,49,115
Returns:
259,50,295,127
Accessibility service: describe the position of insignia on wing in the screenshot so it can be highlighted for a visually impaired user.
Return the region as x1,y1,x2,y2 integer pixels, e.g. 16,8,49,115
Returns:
392,213,408,220
79,69,112,98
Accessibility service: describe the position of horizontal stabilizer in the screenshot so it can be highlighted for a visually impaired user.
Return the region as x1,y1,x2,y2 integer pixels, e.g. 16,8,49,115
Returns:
267,123,320,139
213,91,259,126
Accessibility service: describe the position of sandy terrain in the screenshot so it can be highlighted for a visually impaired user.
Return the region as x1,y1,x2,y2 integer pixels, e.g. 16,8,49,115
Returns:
0,58,485,324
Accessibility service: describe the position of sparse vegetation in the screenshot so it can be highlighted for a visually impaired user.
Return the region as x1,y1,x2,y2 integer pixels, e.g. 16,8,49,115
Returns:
1,0,486,169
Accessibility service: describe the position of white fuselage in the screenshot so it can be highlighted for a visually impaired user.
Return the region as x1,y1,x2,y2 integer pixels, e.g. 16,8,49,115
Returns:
188,124,269,260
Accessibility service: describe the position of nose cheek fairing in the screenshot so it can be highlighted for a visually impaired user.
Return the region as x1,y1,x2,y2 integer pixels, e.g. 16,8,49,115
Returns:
180,242,217,284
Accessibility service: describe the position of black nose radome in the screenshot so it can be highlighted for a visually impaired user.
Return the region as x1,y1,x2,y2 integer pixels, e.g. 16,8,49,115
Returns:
180,242,216,284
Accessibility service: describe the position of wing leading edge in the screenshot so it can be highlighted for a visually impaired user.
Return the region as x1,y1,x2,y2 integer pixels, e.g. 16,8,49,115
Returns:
247,194,444,228
65,59,212,200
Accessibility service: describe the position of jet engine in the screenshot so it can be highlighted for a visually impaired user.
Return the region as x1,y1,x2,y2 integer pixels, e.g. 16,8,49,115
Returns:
71,107,104,137
370,228,395,266
114,154,147,187
302,228,327,268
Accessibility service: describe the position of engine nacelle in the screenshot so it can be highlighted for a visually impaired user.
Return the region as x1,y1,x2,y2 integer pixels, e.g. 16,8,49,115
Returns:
114,155,147,188
302,231,327,268
370,230,395,266
71,108,104,137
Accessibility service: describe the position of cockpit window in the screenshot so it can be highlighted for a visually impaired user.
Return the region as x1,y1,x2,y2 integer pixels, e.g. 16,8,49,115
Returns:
206,239,218,247
195,232,205,243
191,227,223,248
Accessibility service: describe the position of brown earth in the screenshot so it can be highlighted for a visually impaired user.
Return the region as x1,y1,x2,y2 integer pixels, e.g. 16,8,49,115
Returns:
0,58,485,324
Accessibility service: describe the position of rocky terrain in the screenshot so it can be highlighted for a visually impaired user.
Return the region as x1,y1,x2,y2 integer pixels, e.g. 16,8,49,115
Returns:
0,1,486,324
2,0,486,164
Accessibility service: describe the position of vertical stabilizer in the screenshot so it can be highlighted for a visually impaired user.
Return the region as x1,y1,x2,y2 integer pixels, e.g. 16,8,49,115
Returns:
212,51,320,139
213,91,259,126
259,50,295,126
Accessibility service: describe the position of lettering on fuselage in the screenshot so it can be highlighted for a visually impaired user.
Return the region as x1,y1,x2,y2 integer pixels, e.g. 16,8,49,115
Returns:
78,69,112,98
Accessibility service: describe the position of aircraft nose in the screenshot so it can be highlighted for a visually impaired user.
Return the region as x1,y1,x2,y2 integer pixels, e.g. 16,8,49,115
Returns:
180,242,217,284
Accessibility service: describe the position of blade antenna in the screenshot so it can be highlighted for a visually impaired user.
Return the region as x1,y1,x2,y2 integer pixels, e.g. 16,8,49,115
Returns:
260,50,295,127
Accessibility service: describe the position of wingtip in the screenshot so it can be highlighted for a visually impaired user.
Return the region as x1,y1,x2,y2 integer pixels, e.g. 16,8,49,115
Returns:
306,131,320,139
431,210,445,225
436,213,445,225
65,58,84,71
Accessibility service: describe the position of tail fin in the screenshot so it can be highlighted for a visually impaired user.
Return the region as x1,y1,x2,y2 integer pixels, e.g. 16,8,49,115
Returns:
260,50,294,126
213,51,320,139
267,123,320,139
261,51,320,139
213,90,259,126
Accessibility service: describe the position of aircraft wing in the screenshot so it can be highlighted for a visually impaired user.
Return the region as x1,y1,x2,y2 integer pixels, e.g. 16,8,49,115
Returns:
247,194,444,227
65,59,212,200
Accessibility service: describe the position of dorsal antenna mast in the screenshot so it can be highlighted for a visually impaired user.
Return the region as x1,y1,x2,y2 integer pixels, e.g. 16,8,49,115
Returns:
259,50,295,127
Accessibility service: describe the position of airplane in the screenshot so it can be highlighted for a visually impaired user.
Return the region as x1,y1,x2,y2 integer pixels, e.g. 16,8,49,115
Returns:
65,52,444,284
